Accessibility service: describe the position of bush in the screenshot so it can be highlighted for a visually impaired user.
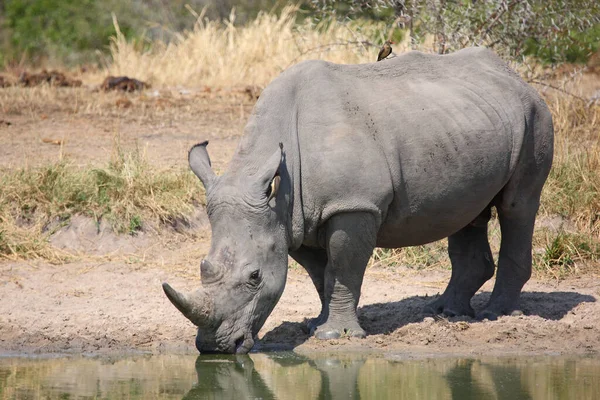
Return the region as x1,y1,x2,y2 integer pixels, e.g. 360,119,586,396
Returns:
309,0,600,64
0,0,292,67
0,0,145,65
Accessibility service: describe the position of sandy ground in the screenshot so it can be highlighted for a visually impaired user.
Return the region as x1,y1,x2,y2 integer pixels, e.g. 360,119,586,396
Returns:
1,85,599,357
1,253,599,356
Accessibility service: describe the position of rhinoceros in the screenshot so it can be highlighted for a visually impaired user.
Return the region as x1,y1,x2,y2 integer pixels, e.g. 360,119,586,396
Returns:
163,47,554,354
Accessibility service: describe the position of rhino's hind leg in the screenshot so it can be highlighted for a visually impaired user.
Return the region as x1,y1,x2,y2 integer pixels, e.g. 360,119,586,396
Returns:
289,246,328,334
478,209,536,320
478,106,553,320
313,212,378,340
424,207,495,318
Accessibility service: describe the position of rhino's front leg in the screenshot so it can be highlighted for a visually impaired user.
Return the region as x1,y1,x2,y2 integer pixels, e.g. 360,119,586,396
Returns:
289,246,328,333
314,212,378,340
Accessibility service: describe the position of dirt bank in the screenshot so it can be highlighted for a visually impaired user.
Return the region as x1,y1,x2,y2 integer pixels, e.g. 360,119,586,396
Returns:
1,253,599,356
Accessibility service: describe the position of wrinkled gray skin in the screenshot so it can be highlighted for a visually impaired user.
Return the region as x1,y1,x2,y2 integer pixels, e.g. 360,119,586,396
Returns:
163,47,554,354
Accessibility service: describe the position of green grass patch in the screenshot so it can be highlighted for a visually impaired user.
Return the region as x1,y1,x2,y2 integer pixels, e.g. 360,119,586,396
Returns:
534,229,600,277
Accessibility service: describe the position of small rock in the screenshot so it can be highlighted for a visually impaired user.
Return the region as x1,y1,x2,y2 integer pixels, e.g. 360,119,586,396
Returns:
102,76,149,92
454,321,470,331
116,97,133,108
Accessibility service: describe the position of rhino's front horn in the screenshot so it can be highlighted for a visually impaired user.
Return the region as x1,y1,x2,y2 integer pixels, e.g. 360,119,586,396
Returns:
162,283,213,326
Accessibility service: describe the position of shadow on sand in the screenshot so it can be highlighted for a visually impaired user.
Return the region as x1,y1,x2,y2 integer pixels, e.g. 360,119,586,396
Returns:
260,290,595,350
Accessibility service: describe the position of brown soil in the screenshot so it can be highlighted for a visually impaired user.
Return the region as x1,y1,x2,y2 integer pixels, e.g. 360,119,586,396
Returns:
1,86,599,357
1,256,599,356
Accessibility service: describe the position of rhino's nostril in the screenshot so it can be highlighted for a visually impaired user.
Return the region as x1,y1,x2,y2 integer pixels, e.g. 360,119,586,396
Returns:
235,337,244,350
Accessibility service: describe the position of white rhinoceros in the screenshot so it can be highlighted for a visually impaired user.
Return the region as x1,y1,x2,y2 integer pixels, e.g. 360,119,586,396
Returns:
163,47,554,354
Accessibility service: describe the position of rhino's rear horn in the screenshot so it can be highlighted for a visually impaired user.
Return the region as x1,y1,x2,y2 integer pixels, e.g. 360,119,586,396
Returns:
189,142,216,192
162,283,212,326
200,259,222,284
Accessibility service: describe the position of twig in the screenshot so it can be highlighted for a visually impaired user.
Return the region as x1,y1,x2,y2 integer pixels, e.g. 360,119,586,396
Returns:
479,0,521,42
528,80,588,103
461,0,521,48
344,24,369,53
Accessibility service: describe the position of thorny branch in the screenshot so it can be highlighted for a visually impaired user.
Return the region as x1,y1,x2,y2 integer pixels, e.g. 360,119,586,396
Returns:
529,80,590,104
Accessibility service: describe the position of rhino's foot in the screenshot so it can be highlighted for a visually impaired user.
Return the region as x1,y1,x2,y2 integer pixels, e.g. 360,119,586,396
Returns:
476,306,524,321
314,321,366,340
302,315,325,335
423,296,475,318
476,292,525,320
476,309,499,321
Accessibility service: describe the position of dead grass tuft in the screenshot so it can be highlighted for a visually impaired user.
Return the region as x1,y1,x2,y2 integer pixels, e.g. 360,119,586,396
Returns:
0,143,204,260
370,242,450,270
107,6,393,88
541,97,600,237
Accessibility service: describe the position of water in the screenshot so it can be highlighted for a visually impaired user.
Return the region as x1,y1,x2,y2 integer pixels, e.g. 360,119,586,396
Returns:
1,352,598,399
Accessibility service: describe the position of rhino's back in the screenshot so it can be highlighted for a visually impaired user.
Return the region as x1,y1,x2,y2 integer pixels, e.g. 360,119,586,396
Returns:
260,48,548,246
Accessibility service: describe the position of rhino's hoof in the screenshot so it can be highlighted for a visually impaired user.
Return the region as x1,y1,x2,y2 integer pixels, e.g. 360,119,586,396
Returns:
315,329,341,340
422,305,438,316
442,308,460,318
347,328,366,339
423,303,474,319
302,316,323,335
476,310,499,321
510,309,524,316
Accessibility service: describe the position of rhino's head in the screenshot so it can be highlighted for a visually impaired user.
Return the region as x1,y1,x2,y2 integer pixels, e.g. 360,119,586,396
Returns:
163,141,290,354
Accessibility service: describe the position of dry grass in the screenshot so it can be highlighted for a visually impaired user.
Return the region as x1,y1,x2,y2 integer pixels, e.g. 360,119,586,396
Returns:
107,5,395,88
0,143,204,260
0,7,598,274
541,96,600,234
533,95,600,275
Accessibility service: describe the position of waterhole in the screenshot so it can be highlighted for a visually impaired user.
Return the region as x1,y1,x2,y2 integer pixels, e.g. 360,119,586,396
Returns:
1,352,598,399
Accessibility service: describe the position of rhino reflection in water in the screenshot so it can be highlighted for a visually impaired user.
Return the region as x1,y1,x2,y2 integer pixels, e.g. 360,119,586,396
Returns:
182,356,273,399
163,47,554,354
182,354,363,399
181,355,541,399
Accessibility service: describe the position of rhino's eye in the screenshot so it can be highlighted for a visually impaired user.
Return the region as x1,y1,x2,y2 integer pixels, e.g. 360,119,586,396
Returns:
249,270,261,284
266,175,280,203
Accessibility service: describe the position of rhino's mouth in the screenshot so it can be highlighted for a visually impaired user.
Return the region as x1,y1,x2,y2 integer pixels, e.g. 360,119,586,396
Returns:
234,337,245,353
234,333,254,354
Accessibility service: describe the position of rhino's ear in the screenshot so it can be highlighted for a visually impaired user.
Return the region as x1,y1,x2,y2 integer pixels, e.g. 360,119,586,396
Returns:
189,141,216,192
257,143,283,201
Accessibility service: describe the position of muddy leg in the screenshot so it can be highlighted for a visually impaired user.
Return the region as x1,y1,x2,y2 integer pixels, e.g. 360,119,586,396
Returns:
313,212,378,340
289,246,328,334
424,207,495,317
